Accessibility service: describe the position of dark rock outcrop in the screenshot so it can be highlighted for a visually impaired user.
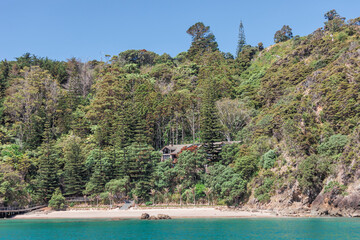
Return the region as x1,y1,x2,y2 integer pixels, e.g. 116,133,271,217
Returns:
149,215,158,220
157,214,171,219
140,213,149,219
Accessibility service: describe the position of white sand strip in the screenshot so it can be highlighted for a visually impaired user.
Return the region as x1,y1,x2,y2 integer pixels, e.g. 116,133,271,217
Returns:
14,207,279,219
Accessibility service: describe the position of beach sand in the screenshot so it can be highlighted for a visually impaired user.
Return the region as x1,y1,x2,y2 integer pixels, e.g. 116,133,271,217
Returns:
14,207,279,219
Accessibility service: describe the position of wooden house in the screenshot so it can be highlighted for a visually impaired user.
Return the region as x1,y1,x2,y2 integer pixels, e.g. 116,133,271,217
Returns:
160,144,195,162
160,141,241,163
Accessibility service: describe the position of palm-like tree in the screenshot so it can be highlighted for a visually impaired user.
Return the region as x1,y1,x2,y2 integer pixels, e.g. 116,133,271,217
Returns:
176,185,183,206
132,194,138,207
149,189,156,205
185,190,190,205
163,188,169,206
190,187,196,206
204,187,212,205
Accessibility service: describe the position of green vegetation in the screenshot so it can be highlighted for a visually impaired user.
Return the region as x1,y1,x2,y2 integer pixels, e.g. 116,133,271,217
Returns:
48,188,66,210
0,10,359,209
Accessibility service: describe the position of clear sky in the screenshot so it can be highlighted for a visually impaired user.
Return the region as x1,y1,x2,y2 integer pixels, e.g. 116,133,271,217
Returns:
0,0,359,61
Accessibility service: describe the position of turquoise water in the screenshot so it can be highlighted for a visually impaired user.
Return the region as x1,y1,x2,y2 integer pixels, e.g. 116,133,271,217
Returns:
0,218,359,239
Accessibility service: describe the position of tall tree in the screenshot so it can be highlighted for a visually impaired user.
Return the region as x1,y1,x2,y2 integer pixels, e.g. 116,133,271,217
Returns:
187,22,218,59
63,136,86,196
274,25,293,43
4,66,60,148
36,120,58,201
236,21,246,57
200,78,223,161
324,9,345,32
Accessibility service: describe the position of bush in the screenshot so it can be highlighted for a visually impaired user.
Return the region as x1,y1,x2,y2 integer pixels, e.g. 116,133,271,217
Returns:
145,201,153,206
234,155,258,180
48,188,66,210
261,150,277,169
337,32,347,42
318,134,348,157
254,174,274,203
324,181,346,194
298,155,331,201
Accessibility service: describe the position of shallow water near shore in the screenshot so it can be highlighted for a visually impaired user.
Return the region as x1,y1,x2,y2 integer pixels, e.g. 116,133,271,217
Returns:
1,218,359,240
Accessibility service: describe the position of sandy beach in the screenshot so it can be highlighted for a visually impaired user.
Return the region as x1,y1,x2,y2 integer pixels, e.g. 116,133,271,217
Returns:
13,207,280,219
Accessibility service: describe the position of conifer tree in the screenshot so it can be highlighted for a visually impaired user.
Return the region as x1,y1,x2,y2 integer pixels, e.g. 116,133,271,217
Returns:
37,120,58,201
63,136,86,196
126,119,155,199
200,78,223,161
236,21,246,57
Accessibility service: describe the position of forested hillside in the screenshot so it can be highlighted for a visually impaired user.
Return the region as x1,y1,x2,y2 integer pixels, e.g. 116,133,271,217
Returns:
0,11,359,216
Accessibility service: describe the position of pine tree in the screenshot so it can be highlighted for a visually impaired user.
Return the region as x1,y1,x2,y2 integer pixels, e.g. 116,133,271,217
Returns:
236,21,246,57
63,136,86,196
37,120,58,201
200,78,223,161
126,119,155,199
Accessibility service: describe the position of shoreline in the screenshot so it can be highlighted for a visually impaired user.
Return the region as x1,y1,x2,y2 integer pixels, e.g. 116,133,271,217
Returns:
12,207,314,220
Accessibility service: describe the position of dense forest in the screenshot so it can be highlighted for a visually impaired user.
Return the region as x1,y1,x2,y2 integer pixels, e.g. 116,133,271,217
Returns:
0,10,359,214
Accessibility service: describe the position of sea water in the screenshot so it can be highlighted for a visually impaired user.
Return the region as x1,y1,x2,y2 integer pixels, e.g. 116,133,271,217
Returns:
0,218,359,240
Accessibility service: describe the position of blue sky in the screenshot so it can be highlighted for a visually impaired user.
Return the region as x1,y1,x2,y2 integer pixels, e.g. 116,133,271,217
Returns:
0,0,359,61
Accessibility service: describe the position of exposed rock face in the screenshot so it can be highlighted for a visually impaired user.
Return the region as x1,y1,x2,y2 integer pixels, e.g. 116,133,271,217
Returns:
157,214,171,219
140,213,149,219
311,180,360,217
140,213,171,220
245,167,360,217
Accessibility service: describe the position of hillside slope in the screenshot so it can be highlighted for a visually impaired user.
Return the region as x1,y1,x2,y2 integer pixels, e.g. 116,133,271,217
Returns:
239,25,360,216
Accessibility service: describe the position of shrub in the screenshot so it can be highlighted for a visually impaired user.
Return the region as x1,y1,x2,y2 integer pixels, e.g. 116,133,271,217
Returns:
337,32,347,42
234,155,258,180
254,177,274,203
195,183,205,198
324,181,346,194
318,134,348,157
261,150,277,169
48,188,66,210
298,155,331,201
145,201,153,206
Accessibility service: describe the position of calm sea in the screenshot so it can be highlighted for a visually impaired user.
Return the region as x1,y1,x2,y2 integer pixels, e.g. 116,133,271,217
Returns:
0,218,359,239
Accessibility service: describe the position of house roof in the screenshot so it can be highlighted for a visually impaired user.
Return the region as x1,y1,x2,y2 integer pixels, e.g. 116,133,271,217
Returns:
160,144,194,155
160,141,241,155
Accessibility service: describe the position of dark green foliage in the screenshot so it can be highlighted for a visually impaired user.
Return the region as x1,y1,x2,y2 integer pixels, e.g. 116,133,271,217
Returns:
36,122,59,201
0,163,28,206
260,150,277,169
118,50,159,66
200,78,223,161
274,25,293,43
324,9,340,21
219,143,240,165
174,150,206,190
324,10,345,33
0,13,359,208
234,154,258,180
187,22,218,59
205,164,247,205
298,155,331,202
318,134,348,157
63,136,86,196
236,21,246,57
254,172,275,203
48,188,66,210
